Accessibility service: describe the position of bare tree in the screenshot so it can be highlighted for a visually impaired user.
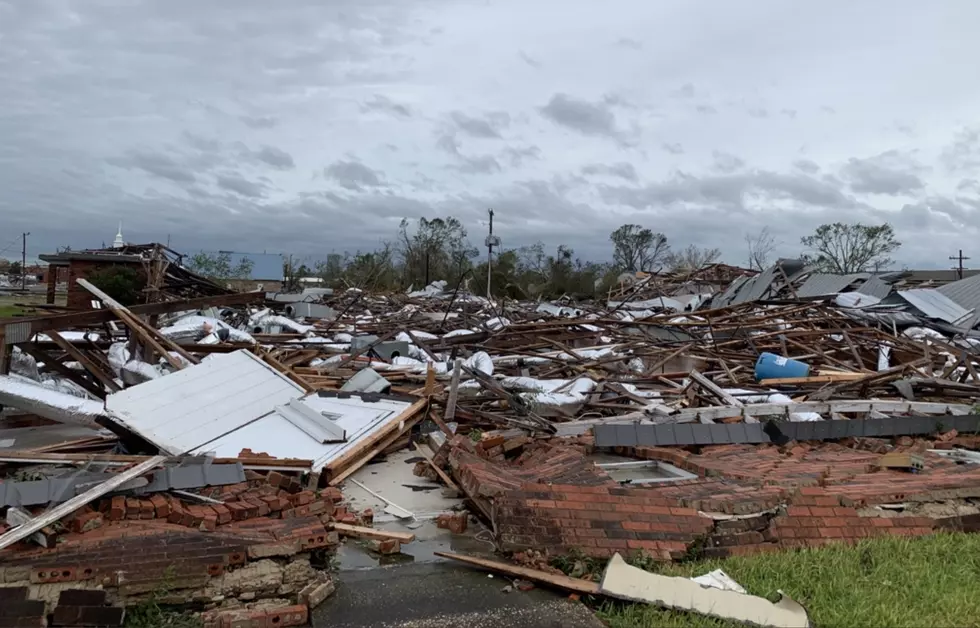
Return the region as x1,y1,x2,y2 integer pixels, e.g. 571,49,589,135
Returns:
610,224,670,271
800,223,900,273
745,227,777,270
665,245,722,272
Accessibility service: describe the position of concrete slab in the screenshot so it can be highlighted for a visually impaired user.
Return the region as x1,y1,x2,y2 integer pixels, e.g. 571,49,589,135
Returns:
313,561,604,628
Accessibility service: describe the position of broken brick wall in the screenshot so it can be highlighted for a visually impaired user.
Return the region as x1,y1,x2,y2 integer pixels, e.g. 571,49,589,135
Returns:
455,441,980,561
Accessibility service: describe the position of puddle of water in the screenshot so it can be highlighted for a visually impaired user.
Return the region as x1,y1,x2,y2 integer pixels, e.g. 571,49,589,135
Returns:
337,521,495,571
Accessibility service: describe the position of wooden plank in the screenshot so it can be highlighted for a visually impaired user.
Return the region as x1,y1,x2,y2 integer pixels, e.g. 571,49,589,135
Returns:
46,329,121,392
331,522,415,543
5,507,58,548
434,552,601,595
328,409,426,485
76,279,199,369
412,441,462,495
0,450,312,469
3,291,263,334
760,373,866,385
444,359,462,422
325,398,427,483
17,343,107,399
688,369,742,407
0,455,167,551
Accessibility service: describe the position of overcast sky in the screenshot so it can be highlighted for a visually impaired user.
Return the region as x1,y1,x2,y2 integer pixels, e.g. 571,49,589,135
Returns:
2,0,979,269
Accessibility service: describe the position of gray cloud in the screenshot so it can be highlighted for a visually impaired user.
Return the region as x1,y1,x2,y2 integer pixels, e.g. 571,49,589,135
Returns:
518,51,540,68
450,111,510,139
602,169,857,212
455,154,501,174
361,95,413,118
539,94,622,140
747,107,769,119
793,159,820,174
108,149,196,184
673,83,696,99
941,127,980,173
241,116,278,129
581,162,639,182
840,150,925,195
711,151,746,174
696,104,717,115
501,145,541,167
324,160,384,190
616,38,643,50
250,145,295,170
661,142,685,155
216,173,267,198
781,109,797,119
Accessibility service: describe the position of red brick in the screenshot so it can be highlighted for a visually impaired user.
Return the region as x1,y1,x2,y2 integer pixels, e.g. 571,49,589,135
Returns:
138,499,155,520
810,507,835,517
108,496,126,521
321,487,344,503
290,490,315,507
211,504,233,525
786,506,810,517
149,494,171,518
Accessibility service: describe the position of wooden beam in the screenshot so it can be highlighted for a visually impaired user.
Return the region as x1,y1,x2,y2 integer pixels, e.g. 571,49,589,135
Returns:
46,329,121,392
331,522,415,543
17,343,106,399
77,279,201,369
326,398,427,484
0,455,167,551
0,450,313,470
688,369,743,407
412,441,462,495
2,291,263,334
434,552,601,595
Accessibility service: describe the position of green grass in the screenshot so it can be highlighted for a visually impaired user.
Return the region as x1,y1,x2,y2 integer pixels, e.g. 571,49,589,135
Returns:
0,305,27,318
595,533,980,628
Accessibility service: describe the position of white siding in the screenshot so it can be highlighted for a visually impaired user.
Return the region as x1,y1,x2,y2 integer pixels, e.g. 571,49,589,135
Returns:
105,350,303,454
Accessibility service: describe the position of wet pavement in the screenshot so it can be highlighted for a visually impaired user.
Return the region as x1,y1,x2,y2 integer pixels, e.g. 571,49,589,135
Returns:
313,447,604,627
312,561,604,628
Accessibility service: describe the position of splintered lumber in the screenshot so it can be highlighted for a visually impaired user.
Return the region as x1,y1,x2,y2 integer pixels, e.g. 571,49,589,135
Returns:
760,373,866,386
0,455,167,551
325,398,428,484
0,451,312,470
412,441,462,494
332,523,415,543
435,552,601,595
688,369,742,407
46,329,121,393
77,278,194,369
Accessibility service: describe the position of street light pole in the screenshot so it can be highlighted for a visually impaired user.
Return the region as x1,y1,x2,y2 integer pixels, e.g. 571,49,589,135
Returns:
21,232,29,291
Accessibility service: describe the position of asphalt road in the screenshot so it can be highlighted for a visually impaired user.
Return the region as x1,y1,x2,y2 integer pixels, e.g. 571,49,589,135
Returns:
313,561,605,628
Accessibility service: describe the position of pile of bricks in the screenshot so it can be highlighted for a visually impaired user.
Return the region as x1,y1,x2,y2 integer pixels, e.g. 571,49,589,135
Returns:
0,586,46,627
448,440,980,560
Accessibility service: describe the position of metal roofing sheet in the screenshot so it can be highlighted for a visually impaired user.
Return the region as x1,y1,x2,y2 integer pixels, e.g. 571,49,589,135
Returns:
796,273,868,298
105,350,303,455
196,394,414,471
938,273,980,312
897,289,972,324
856,275,893,300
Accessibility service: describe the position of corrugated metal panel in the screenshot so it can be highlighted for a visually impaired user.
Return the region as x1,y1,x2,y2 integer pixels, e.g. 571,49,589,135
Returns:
938,273,980,312
796,273,868,298
2,322,31,345
856,275,893,300
732,267,777,304
196,394,413,471
897,289,972,324
105,350,304,455
711,276,749,307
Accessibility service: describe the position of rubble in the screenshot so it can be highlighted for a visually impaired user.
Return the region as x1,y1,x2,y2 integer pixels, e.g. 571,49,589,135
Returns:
4,253,980,624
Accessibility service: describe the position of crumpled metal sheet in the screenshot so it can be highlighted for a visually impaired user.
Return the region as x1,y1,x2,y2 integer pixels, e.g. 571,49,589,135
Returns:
0,375,105,427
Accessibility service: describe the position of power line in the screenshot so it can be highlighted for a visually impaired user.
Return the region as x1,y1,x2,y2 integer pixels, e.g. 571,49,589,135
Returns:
949,249,971,280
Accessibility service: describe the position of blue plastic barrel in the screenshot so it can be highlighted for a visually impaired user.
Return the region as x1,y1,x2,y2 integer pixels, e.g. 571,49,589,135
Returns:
755,352,810,381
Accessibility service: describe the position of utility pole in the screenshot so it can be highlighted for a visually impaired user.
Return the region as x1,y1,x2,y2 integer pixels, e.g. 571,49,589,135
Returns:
949,250,971,280
21,232,29,291
484,209,499,300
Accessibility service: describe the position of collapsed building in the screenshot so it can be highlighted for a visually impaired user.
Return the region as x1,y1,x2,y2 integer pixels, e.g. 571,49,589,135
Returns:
3,251,980,624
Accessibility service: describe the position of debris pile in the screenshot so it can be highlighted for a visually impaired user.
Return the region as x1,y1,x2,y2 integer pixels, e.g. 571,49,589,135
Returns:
3,256,980,624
